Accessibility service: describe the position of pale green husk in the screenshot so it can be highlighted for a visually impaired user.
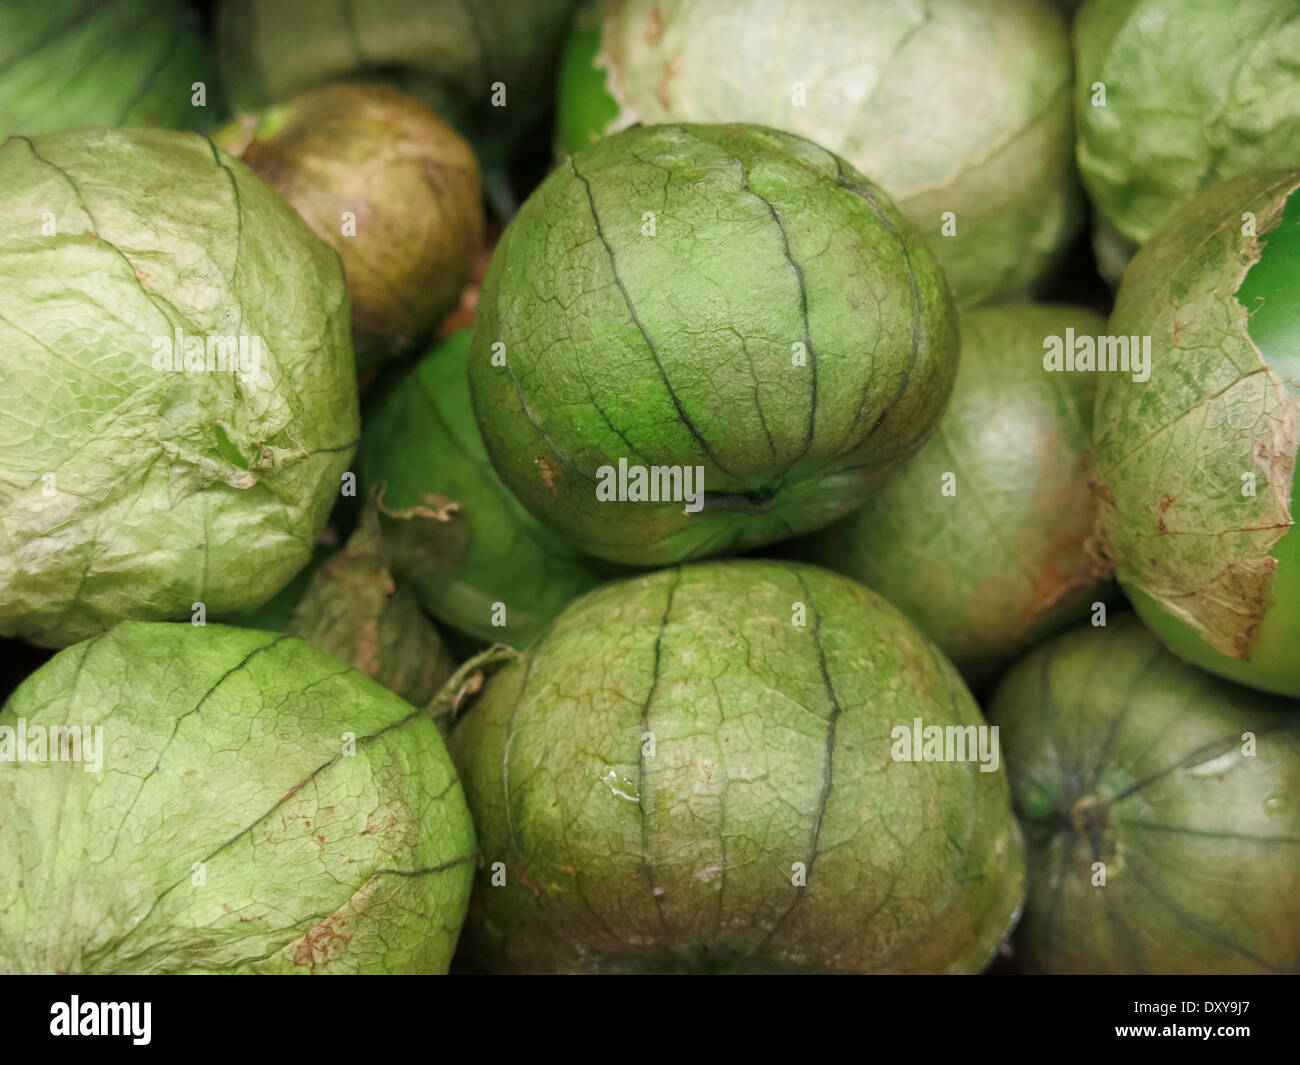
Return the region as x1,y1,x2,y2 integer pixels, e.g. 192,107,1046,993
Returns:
217,0,576,139
471,123,959,566
451,560,1025,973
583,0,1080,305
0,128,358,647
1092,171,1300,685
1075,0,1300,244
990,615,1300,974
0,622,475,974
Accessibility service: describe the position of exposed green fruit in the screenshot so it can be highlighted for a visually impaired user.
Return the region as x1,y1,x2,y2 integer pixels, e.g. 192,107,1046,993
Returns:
0,128,357,648
361,330,612,648
450,560,1025,973
0,622,476,974
804,304,1113,690
1075,0,1300,245
214,84,483,374
554,14,619,157
0,0,216,139
1093,171,1300,695
217,0,577,142
557,0,1081,306
989,615,1300,974
470,123,959,566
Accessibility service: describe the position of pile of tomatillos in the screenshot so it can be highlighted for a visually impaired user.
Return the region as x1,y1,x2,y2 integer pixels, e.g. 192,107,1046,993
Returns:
1,0,1298,975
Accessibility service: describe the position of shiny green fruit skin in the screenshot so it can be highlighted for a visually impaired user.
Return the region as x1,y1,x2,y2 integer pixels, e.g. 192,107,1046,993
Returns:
556,0,1080,307
989,615,1300,974
1093,171,1300,696
451,560,1025,973
805,303,1112,690
1075,0,1300,246
360,330,611,648
554,18,619,157
0,622,475,974
470,123,959,567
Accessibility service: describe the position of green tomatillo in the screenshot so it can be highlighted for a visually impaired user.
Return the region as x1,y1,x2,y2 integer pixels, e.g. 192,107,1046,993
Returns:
469,123,959,567
213,83,483,375
1075,0,1300,246
803,303,1114,690
0,128,358,648
0,622,476,974
989,615,1300,974
449,560,1025,973
361,330,613,648
557,0,1081,306
1092,170,1300,696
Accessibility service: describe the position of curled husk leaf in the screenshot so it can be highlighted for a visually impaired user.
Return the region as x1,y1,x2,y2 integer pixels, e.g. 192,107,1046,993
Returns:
450,560,1025,973
0,128,357,647
0,622,475,974
220,511,460,707
470,123,959,566
989,615,1300,974
282,508,457,708
1092,170,1300,696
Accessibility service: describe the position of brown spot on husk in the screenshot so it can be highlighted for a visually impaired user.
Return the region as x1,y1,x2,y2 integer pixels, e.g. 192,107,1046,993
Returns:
1157,494,1174,534
657,59,679,107
1020,439,1113,623
536,457,560,493
293,912,353,970
644,7,664,43
1023,532,1110,624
